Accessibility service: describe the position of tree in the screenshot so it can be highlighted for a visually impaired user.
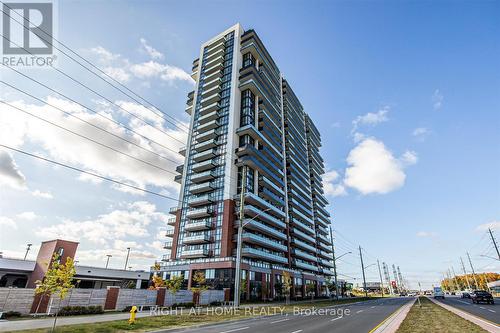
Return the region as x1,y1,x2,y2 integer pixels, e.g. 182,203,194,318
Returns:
191,271,208,306
165,275,184,304
35,253,76,332
306,283,316,302
282,271,292,305
150,274,165,289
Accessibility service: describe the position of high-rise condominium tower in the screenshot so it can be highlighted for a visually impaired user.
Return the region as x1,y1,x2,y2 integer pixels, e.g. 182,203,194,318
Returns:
159,24,334,300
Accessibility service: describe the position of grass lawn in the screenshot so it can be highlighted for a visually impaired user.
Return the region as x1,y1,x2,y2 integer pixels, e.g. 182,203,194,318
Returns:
11,297,374,333
396,297,488,333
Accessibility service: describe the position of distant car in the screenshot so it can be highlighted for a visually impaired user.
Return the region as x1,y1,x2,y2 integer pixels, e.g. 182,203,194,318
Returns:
461,292,471,299
407,292,416,297
433,287,445,299
471,290,494,304
425,290,432,296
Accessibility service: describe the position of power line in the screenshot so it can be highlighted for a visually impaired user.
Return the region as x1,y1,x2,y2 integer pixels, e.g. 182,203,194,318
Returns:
0,144,179,201
1,100,177,176
0,33,186,146
0,1,189,133
1,80,181,166
1,64,184,156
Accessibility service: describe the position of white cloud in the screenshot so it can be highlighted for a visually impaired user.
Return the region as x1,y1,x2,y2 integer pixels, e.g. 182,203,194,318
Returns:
476,221,500,232
0,97,187,193
344,138,417,195
0,216,17,229
432,89,444,110
31,190,53,199
416,231,437,238
412,127,429,141
16,211,37,220
0,150,26,190
401,150,418,165
88,43,193,85
140,38,164,60
36,201,169,246
352,106,389,134
323,170,347,197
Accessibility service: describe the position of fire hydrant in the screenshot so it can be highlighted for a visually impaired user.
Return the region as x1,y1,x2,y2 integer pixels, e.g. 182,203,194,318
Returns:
129,305,138,325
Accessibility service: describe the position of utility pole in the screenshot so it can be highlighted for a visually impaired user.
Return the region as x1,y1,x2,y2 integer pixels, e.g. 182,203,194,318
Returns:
488,228,500,260
377,260,384,297
105,254,112,268
234,165,247,308
329,227,339,300
451,267,461,291
397,266,404,292
359,246,368,297
124,247,131,270
460,257,472,291
466,252,479,289
24,243,32,260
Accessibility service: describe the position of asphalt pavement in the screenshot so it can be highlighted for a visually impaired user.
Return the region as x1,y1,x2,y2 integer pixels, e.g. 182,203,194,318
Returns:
435,295,500,325
157,297,412,333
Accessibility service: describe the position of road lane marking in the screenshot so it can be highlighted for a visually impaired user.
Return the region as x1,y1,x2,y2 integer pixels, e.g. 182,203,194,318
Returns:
219,327,249,333
271,318,290,324
488,309,496,313
457,300,470,305
356,310,364,313
371,306,376,308
331,316,343,321
290,330,303,333
480,307,486,309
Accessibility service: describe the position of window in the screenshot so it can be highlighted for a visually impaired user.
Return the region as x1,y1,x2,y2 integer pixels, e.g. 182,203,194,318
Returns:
206,269,215,279
240,89,255,126
243,53,255,68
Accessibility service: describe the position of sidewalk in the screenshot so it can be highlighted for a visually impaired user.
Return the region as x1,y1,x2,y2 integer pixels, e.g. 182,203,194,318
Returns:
371,298,416,333
428,297,500,333
0,297,366,332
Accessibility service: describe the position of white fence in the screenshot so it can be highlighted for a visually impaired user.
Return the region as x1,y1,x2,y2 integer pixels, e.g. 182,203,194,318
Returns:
0,288,35,315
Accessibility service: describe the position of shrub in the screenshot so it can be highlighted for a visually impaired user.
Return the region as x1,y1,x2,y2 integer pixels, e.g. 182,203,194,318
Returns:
209,301,222,306
3,311,22,318
58,305,103,316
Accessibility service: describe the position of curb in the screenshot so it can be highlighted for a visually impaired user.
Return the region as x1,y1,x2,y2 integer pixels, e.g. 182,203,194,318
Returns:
429,297,500,333
369,298,416,333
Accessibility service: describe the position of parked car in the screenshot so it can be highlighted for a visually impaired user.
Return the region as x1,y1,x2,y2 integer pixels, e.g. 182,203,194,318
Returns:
433,287,445,299
471,290,494,304
461,292,471,299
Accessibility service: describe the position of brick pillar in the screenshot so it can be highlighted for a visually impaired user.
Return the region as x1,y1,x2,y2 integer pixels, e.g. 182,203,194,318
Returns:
30,293,50,314
104,286,120,310
156,287,166,306
270,273,275,299
223,288,230,302
261,273,267,301
187,269,193,289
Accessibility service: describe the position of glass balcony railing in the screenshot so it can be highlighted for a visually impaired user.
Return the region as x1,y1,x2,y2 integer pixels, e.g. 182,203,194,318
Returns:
243,205,286,229
293,248,317,262
181,248,209,258
292,238,317,253
186,207,213,219
189,181,214,194
190,170,216,183
185,219,212,231
243,219,287,241
165,229,175,237
293,259,319,272
242,247,288,264
241,232,287,252
188,194,214,207
167,217,176,226
163,241,173,249
192,159,216,172
183,233,211,244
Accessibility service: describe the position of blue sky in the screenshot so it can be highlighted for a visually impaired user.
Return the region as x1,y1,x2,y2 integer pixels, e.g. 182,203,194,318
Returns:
0,0,499,289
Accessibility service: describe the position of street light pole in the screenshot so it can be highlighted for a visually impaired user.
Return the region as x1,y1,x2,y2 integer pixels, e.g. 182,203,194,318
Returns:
377,260,384,297
24,243,32,260
105,254,112,268
359,246,368,297
488,228,500,260
329,227,339,300
233,165,247,308
466,252,479,289
460,257,472,291
124,247,131,270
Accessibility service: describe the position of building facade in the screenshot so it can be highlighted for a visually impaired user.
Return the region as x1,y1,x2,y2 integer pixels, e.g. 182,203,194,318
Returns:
161,24,334,300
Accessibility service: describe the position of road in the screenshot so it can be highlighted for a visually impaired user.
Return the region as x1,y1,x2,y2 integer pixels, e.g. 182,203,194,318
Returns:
157,297,412,333
435,295,500,325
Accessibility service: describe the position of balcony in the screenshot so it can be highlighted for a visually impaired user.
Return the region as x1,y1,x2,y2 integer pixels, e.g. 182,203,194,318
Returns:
243,205,286,229
198,110,219,124
194,139,218,152
188,194,214,207
239,192,285,219
204,61,223,76
185,219,212,231
317,241,331,252
200,93,220,108
169,207,179,215
174,174,182,184
178,146,186,157
203,76,222,90
186,207,213,219
185,104,193,115
190,70,198,81
183,233,211,245
181,248,209,259
201,85,221,99
243,219,287,241
319,258,334,268
192,149,216,162
293,260,319,272
291,227,316,244
205,38,224,55
242,247,288,264
204,54,224,69
190,170,216,184
317,249,331,259
189,181,214,194
192,159,216,172
165,229,175,238
293,249,317,262
199,101,219,116
167,217,176,226
292,218,315,235
241,232,287,252
196,128,219,142
163,241,173,249
292,238,317,253
161,254,171,261
204,47,224,63
176,165,184,174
